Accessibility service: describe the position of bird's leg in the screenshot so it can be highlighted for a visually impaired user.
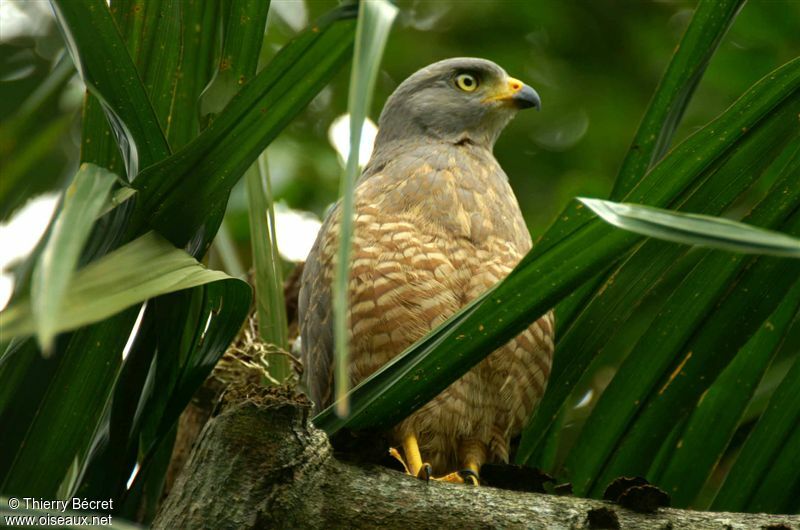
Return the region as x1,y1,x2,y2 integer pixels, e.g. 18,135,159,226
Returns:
456,439,487,486
389,433,433,480
459,461,480,486
389,435,485,485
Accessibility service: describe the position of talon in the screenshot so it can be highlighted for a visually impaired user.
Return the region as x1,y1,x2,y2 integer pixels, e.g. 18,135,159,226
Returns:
459,468,480,486
417,463,433,481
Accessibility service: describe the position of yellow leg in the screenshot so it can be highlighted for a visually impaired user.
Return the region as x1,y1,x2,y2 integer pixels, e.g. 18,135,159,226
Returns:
460,460,480,486
456,440,486,486
403,433,424,477
388,436,484,485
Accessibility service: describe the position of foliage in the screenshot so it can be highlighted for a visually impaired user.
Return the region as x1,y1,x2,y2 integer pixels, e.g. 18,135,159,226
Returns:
0,0,798,522
0,0,356,523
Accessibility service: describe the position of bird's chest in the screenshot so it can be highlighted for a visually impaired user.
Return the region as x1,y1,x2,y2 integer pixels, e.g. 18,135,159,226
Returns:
356,157,530,252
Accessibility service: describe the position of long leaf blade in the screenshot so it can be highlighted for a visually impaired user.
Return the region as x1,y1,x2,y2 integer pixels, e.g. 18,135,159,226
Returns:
577,180,800,496
333,0,398,416
712,352,800,511
199,0,271,120
1,232,244,340
30,164,117,352
61,1,227,516
656,278,800,507
246,155,290,380
50,0,171,174
579,198,800,259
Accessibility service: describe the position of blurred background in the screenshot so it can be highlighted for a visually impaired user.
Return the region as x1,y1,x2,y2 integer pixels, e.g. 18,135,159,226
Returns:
2,0,799,301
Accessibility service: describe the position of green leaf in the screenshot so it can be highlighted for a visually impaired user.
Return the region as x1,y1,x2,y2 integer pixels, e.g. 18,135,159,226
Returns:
246,155,290,381
30,163,117,353
113,0,183,144
50,0,171,175
56,1,225,515
199,0,271,120
529,0,745,341
201,0,290,381
576,182,800,497
525,56,800,273
570,218,800,495
579,198,800,259
0,116,72,221
0,311,143,497
97,186,138,219
207,0,271,293
213,221,247,279
516,63,800,466
314,56,800,435
124,281,251,497
0,233,250,498
746,411,800,514
131,5,358,249
712,352,800,512
77,281,251,512
332,0,398,416
656,278,800,507
167,1,224,149
1,1,349,507
1,232,244,340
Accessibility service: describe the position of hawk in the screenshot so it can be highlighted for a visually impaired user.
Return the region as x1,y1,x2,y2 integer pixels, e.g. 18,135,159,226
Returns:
299,58,554,484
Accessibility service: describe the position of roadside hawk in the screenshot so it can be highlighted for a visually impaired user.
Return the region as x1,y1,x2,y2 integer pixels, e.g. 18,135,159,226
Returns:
299,57,554,484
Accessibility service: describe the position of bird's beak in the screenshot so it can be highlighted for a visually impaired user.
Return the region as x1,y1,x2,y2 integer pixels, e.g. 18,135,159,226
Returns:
484,77,541,111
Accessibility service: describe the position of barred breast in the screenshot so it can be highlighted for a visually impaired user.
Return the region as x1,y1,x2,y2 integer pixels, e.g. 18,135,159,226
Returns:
300,143,554,473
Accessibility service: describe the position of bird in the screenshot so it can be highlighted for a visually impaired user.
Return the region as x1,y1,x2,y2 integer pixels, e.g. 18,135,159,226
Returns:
298,57,554,485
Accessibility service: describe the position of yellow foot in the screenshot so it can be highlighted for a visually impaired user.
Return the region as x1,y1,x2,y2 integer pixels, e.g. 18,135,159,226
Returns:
434,469,479,485
431,470,479,486
388,448,479,485
388,434,481,486
388,446,433,480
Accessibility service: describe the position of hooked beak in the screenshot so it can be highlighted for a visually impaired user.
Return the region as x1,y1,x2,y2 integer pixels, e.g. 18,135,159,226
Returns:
507,77,541,110
484,76,541,111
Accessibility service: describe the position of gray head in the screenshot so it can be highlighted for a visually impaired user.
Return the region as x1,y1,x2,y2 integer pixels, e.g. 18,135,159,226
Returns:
374,57,540,150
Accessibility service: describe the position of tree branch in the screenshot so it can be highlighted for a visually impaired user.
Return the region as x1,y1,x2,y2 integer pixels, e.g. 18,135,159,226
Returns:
154,383,799,530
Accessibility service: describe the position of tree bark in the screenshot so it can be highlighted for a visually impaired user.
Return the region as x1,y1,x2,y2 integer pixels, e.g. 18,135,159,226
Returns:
154,383,799,530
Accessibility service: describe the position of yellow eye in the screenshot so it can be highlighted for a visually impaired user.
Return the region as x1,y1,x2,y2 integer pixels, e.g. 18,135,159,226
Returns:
455,73,479,92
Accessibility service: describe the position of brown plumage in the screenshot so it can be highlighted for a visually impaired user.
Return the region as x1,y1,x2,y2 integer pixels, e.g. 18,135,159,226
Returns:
299,58,554,482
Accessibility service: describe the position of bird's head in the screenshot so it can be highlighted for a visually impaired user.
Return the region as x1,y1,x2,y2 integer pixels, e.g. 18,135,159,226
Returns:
375,57,540,150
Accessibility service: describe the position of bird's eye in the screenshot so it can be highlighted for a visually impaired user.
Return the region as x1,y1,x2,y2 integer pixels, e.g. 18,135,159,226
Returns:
455,73,479,92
